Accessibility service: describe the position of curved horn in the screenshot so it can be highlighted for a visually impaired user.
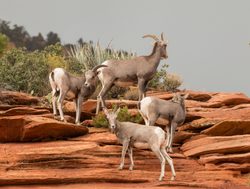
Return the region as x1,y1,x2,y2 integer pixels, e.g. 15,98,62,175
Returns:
142,34,159,41
92,64,107,73
161,32,165,41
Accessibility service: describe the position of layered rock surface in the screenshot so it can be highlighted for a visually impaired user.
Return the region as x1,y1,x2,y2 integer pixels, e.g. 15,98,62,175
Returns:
0,90,249,188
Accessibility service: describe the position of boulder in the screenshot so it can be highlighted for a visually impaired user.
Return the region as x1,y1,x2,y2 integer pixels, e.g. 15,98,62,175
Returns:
173,131,197,144
185,90,212,102
0,106,50,116
202,92,250,108
199,152,250,165
202,120,250,136
179,118,221,132
0,115,88,142
0,91,40,105
181,134,250,157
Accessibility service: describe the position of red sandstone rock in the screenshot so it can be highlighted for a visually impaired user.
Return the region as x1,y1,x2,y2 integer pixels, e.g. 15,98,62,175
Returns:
0,115,88,142
0,106,50,116
201,120,250,136
0,91,40,105
181,134,250,157
199,152,250,165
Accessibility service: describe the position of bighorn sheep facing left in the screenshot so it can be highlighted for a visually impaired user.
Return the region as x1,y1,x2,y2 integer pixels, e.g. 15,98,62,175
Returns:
103,107,176,181
139,93,188,153
49,65,107,124
96,33,168,114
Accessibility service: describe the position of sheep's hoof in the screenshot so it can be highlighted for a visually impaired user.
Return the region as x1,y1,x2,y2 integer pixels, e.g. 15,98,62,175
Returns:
159,176,164,181
167,147,173,153
170,176,175,181
129,166,134,171
75,122,81,126
118,165,124,170
53,115,58,119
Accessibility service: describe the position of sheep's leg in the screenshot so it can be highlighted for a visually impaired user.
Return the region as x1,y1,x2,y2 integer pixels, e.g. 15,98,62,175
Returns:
165,126,170,151
151,145,165,181
168,122,177,153
96,81,114,114
138,78,147,101
138,110,149,126
128,145,134,171
148,115,158,126
118,139,129,170
75,96,83,125
160,147,176,181
52,89,58,117
57,91,67,123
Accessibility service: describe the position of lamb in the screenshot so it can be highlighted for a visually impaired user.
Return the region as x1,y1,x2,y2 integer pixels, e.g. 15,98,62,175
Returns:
139,93,188,153
103,107,176,181
95,33,168,114
49,65,107,124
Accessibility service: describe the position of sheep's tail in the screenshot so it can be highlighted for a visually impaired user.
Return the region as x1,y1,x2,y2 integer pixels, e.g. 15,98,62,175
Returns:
50,71,55,82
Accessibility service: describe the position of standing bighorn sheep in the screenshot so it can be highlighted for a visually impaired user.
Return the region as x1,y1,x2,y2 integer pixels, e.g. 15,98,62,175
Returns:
96,33,168,114
103,107,176,181
139,93,188,153
49,65,107,124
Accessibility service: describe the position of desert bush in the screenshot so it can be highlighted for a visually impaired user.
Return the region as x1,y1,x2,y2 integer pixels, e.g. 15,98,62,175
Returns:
164,73,182,91
148,63,182,91
92,106,142,128
92,112,109,128
124,87,139,101
0,48,50,96
0,33,9,55
67,42,135,72
67,42,135,98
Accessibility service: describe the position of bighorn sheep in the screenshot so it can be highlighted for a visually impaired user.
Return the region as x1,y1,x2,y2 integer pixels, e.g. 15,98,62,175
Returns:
49,65,107,124
139,93,188,153
96,33,168,114
103,107,176,181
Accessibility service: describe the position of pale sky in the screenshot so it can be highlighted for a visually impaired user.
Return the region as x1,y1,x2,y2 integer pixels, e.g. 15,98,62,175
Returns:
1,0,250,95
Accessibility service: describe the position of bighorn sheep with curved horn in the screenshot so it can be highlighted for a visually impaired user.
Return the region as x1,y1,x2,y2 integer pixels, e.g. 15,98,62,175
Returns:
49,65,107,124
96,33,168,114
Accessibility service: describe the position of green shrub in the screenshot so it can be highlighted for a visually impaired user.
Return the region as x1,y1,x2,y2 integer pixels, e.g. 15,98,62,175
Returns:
92,106,143,128
148,63,182,92
164,73,182,92
67,42,135,72
92,112,109,128
0,33,9,55
0,48,50,96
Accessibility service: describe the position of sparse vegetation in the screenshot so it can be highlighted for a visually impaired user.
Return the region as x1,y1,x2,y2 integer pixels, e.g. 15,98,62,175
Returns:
149,63,182,92
92,106,143,128
0,19,183,97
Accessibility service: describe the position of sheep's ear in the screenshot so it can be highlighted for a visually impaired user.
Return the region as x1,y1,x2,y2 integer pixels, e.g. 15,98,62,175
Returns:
115,107,121,116
103,107,109,116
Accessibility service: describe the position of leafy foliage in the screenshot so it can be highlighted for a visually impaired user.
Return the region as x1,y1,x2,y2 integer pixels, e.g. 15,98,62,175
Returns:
0,33,9,55
0,48,50,95
92,106,143,128
0,19,61,51
92,112,109,128
148,63,182,91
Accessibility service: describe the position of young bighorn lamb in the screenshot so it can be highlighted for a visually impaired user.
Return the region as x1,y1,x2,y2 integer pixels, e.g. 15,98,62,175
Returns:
139,93,188,153
103,107,176,181
49,65,107,124
96,33,168,114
